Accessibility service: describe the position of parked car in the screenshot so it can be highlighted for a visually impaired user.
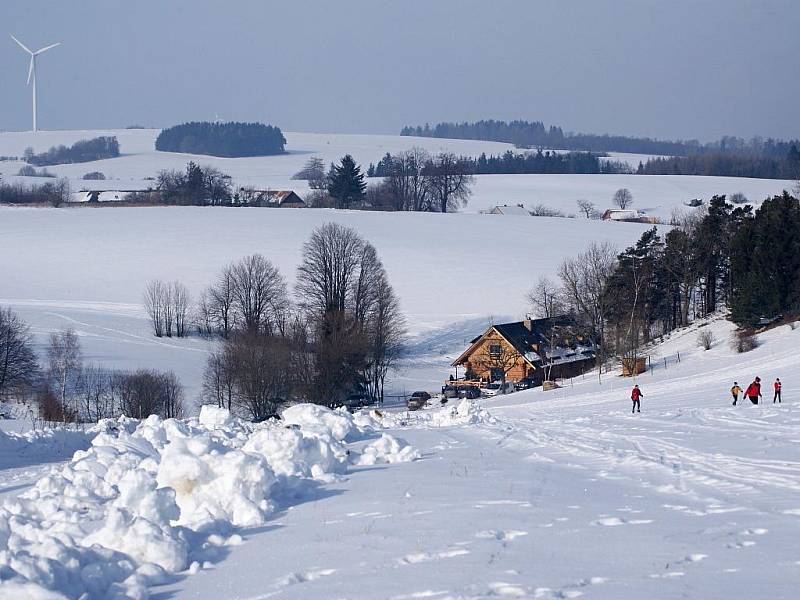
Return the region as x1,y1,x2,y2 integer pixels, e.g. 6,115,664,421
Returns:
407,397,426,411
482,381,515,397
514,378,538,391
341,393,377,410
411,391,431,402
458,385,481,399
442,385,460,399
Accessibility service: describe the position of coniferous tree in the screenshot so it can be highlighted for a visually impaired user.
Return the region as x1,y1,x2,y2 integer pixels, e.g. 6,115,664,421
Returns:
328,155,366,208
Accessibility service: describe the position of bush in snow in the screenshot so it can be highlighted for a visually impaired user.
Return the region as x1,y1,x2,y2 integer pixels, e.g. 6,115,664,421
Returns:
731,330,758,353
697,329,714,350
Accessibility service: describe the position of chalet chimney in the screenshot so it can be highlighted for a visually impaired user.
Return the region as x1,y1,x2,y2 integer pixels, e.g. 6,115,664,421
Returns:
523,317,533,331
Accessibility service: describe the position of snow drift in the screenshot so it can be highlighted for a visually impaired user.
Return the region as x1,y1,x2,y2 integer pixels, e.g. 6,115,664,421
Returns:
0,404,419,599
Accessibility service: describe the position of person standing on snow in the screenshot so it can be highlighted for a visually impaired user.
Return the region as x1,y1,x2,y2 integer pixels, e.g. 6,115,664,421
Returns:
731,382,742,406
773,378,782,403
745,377,762,405
631,384,643,413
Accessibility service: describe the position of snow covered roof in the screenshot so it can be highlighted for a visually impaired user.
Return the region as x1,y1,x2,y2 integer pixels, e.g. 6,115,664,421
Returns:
487,204,531,216
602,209,640,221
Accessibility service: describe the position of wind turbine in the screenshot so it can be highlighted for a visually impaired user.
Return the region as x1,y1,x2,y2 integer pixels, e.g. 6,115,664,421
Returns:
11,35,61,132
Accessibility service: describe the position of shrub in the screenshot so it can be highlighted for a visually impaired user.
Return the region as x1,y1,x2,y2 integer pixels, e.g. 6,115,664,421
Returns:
697,329,714,350
731,330,758,353
530,204,565,217
730,192,748,205
17,165,55,177
82,171,106,180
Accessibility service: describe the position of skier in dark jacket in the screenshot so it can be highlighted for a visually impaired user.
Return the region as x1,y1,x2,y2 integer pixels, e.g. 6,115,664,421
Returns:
745,378,762,405
631,384,642,413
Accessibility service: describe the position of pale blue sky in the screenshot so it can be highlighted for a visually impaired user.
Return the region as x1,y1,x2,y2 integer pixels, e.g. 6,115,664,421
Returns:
2,0,798,140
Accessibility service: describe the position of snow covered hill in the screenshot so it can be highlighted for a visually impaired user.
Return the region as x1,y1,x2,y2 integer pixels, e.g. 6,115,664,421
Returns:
2,318,800,599
0,207,654,399
0,129,792,221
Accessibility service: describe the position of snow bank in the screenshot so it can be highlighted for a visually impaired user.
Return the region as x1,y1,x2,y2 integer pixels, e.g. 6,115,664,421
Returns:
0,404,419,599
357,433,421,465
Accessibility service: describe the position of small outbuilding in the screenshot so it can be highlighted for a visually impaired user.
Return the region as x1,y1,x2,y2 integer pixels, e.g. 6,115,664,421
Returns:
239,189,306,208
486,204,531,216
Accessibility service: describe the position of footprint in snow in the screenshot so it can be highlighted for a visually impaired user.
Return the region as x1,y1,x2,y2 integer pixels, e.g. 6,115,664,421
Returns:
592,516,653,527
476,529,529,541
275,568,337,586
397,548,470,565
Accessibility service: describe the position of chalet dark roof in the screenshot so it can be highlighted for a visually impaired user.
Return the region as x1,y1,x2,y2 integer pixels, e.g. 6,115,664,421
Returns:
494,316,569,352
452,315,596,368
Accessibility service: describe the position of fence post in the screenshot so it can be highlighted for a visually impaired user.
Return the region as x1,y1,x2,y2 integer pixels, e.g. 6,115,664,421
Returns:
677,351,681,363
664,357,667,370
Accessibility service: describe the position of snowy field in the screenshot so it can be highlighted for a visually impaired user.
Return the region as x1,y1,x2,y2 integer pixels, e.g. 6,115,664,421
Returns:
2,317,800,599
0,129,792,222
0,206,653,400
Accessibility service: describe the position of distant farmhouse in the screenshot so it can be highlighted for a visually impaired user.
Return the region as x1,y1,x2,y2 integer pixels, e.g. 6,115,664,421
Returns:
451,316,596,386
70,190,148,203
601,209,658,224
238,188,306,208
485,204,531,216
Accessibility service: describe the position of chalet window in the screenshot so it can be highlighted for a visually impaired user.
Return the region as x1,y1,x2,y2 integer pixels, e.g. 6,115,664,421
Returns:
489,344,502,356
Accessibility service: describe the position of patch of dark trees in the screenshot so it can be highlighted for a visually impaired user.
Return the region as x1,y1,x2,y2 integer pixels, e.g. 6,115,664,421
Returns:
0,177,71,206
25,136,120,166
155,121,286,158
401,119,800,162
369,149,628,177
636,146,800,180
530,192,800,372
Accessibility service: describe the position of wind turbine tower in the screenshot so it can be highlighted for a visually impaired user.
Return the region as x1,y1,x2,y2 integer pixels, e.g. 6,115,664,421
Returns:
11,35,61,132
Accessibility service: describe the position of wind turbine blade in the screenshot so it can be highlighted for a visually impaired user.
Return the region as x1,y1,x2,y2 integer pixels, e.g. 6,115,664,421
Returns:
10,34,32,54
34,42,61,55
27,57,34,85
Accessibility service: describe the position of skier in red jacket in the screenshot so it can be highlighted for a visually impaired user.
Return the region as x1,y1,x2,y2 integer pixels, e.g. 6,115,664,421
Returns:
745,377,762,405
631,384,643,413
773,378,782,403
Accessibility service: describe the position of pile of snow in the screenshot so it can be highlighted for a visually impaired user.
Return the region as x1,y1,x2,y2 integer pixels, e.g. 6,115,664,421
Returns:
0,404,419,599
357,433,421,465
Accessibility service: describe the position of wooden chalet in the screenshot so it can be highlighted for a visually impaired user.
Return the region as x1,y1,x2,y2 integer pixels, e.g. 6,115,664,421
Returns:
451,316,596,386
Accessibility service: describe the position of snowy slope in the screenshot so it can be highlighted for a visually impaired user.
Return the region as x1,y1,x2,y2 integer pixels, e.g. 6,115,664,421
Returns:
3,319,799,599
0,129,791,222
158,319,800,600
0,207,654,399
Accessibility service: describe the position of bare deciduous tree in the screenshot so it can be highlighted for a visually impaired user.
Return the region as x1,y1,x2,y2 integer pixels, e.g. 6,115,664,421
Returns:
144,280,168,337
227,331,295,420
202,347,236,410
292,156,327,190
613,188,633,210
171,281,191,338
558,241,617,369
384,148,434,211
427,152,474,213
47,328,82,421
0,307,39,399
230,254,289,335
527,276,565,320
576,199,598,219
